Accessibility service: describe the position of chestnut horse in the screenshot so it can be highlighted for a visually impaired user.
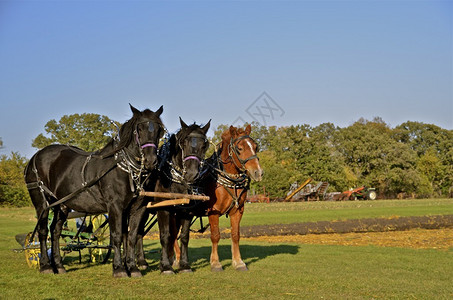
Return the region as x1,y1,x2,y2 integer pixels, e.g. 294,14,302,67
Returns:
173,124,263,271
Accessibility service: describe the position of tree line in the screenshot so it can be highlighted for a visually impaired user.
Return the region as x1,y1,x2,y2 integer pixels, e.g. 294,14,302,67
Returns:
1,114,452,206
245,118,453,199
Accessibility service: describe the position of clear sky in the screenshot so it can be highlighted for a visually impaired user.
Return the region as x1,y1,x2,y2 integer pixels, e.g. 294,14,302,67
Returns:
1,0,452,158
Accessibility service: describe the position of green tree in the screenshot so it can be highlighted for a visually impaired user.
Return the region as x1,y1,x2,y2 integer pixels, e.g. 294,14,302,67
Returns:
0,152,30,207
395,121,453,196
32,113,120,152
416,148,444,197
337,118,420,197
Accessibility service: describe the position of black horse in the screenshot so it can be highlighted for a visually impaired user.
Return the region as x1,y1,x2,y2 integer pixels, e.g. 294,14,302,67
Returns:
151,118,210,274
24,105,164,278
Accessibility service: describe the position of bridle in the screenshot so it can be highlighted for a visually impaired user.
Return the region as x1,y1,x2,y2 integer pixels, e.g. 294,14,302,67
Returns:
163,131,208,186
227,135,259,172
134,121,160,151
116,119,163,192
179,132,209,164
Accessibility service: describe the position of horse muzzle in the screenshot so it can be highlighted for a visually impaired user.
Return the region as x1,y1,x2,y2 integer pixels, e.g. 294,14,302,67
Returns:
248,167,263,182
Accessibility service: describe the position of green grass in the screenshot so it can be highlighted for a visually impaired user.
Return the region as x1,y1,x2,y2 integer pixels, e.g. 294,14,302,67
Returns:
229,198,453,228
1,201,453,299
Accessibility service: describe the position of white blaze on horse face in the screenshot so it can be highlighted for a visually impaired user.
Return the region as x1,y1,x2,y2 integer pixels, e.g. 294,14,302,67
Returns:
246,140,256,155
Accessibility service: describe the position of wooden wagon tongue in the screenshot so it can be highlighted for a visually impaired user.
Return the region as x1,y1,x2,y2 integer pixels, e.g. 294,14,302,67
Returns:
139,191,210,208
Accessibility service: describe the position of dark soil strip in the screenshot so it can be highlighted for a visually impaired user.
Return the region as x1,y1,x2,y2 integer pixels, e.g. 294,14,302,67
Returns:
196,215,453,239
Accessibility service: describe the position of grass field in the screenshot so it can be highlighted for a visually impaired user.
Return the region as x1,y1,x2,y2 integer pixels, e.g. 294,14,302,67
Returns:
1,199,452,299
224,198,453,228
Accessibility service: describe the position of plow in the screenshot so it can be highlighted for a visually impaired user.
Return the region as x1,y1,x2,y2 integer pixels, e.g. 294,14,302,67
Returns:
15,191,209,269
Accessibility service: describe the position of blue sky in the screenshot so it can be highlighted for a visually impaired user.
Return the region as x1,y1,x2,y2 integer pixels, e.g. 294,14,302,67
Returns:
0,0,452,158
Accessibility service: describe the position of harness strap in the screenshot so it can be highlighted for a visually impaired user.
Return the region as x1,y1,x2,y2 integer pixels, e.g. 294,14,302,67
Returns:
45,163,118,210
27,162,118,244
223,186,248,216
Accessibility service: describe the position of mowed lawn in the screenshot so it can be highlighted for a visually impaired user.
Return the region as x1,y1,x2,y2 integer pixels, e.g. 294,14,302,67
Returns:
1,199,452,299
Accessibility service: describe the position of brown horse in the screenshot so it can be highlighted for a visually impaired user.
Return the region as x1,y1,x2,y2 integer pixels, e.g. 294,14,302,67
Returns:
173,124,263,271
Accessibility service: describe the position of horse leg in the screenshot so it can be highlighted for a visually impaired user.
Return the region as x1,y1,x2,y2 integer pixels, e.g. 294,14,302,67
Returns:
173,239,181,270
171,218,181,269
157,210,175,274
30,190,53,274
125,200,147,277
229,209,248,271
109,207,128,278
50,206,68,274
37,209,53,274
208,213,223,272
177,215,193,273
136,210,150,270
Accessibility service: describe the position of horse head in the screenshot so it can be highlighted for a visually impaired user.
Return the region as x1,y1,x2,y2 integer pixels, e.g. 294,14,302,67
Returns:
121,104,164,170
223,124,263,182
175,117,211,184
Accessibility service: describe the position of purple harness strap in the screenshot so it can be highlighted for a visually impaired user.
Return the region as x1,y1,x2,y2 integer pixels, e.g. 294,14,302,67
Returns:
141,143,157,149
183,155,200,162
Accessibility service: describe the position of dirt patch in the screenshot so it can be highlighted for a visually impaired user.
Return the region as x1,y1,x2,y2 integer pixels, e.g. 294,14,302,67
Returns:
145,215,453,249
243,228,453,250
236,214,453,237
183,214,453,239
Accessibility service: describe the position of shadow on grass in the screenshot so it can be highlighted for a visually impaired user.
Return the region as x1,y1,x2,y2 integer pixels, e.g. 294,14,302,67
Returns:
141,241,299,274
57,240,299,275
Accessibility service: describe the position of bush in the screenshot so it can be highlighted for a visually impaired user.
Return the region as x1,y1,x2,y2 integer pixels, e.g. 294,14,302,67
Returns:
0,152,31,207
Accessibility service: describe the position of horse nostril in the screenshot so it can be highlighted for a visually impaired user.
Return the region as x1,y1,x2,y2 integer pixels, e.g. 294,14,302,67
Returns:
254,169,263,181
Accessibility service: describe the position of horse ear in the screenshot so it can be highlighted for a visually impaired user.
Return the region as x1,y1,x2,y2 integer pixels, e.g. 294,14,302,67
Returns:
179,117,188,129
245,124,252,135
129,104,140,115
229,125,237,138
201,119,211,134
155,105,163,117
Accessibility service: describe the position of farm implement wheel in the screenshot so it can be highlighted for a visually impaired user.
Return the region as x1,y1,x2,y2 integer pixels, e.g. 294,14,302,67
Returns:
24,232,43,269
89,214,111,263
366,190,377,200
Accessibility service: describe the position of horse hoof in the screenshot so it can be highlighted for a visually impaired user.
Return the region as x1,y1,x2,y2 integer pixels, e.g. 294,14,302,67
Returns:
130,270,143,278
113,269,128,278
137,261,149,271
161,270,175,275
40,267,54,274
179,268,193,274
235,265,249,272
137,264,148,271
56,267,67,274
211,266,223,272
